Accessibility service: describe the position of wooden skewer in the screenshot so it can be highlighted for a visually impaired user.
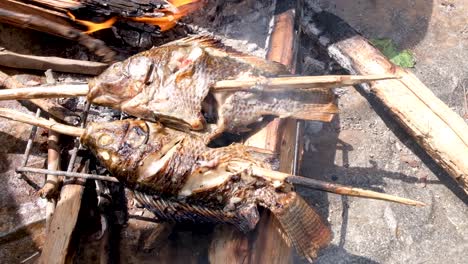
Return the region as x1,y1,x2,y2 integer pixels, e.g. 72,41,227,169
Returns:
0,83,89,100
0,108,424,206
0,74,398,100
0,108,84,137
249,166,425,207
212,74,399,91
0,70,80,125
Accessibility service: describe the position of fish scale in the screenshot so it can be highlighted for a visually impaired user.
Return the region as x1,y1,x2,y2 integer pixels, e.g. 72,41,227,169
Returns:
77,118,332,261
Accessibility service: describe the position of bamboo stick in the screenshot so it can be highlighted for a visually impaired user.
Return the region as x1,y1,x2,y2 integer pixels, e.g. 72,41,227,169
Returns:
0,74,397,100
0,71,80,125
0,84,89,100
212,74,399,91
250,166,425,206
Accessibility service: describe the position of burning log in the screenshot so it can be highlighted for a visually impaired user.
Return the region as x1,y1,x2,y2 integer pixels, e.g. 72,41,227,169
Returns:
305,10,468,194
0,0,116,62
0,108,425,262
0,0,204,58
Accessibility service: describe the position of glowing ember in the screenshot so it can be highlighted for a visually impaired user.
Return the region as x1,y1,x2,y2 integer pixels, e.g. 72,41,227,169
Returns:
68,0,203,34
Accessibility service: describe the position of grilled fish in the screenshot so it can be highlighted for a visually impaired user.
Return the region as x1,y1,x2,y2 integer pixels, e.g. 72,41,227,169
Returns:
80,119,331,261
88,36,338,140
0,108,425,262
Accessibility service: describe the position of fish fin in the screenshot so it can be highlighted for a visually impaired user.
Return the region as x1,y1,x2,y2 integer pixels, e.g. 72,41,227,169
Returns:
270,192,332,262
172,35,289,74
287,102,338,122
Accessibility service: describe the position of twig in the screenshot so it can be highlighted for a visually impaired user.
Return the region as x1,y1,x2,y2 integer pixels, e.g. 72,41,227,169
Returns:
0,48,108,75
38,72,62,204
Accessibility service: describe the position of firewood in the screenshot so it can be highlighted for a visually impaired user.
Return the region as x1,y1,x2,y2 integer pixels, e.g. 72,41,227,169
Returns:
0,1,115,62
0,49,108,75
305,10,468,193
39,178,85,264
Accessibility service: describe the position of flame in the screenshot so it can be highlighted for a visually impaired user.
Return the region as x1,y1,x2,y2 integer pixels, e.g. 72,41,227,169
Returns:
130,0,204,31
67,11,117,34
67,0,203,34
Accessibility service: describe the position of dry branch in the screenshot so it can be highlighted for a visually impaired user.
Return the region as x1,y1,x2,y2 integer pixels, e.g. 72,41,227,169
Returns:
306,10,468,194
0,49,108,75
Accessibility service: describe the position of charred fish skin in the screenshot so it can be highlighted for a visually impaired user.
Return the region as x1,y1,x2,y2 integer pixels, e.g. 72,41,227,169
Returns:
87,36,336,139
88,37,287,131
80,119,332,260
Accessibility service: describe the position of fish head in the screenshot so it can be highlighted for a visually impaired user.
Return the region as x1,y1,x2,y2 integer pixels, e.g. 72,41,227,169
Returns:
88,56,154,107
80,120,150,175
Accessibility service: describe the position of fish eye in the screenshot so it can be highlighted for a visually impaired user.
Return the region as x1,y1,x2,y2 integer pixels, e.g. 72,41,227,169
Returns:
98,133,114,147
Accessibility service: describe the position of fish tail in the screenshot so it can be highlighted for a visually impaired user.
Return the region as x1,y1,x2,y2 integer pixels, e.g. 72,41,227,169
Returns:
270,192,332,262
262,90,338,122
285,102,338,122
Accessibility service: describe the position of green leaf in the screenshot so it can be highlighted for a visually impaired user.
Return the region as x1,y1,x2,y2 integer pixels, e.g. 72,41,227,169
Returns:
370,38,415,68
390,50,415,68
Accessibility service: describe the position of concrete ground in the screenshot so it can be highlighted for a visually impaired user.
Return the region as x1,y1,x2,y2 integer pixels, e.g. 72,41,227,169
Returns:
299,1,467,263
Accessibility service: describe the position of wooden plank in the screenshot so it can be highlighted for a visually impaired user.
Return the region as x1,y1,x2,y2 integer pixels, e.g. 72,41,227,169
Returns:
39,182,84,264
305,11,468,193
209,2,301,263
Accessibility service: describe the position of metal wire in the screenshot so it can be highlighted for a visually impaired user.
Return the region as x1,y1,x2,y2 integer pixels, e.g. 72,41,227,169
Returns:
16,167,119,182
66,101,91,173
17,100,100,188
18,108,41,178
